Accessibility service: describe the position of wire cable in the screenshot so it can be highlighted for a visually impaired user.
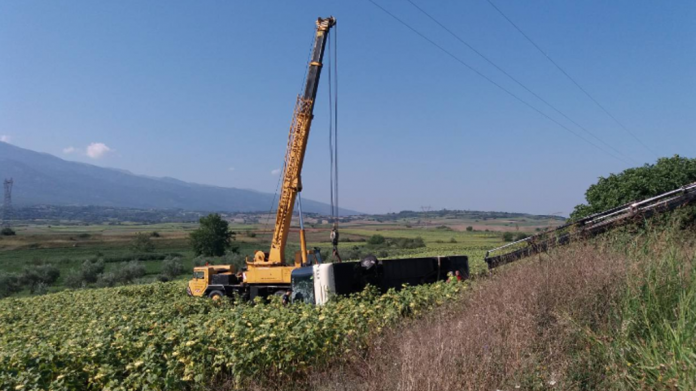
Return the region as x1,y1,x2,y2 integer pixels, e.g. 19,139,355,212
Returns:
327,31,335,223
333,24,339,223
405,0,636,164
484,0,658,158
367,0,630,164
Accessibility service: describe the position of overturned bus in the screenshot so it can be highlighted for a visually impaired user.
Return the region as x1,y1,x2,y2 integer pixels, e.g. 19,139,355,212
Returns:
291,255,469,305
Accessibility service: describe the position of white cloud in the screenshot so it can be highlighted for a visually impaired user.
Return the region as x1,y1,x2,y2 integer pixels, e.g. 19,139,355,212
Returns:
228,167,235,172
63,146,77,154
271,168,281,175
86,142,112,159
0,135,10,143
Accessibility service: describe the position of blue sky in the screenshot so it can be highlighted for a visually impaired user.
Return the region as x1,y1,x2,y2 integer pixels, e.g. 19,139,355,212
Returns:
1,0,694,216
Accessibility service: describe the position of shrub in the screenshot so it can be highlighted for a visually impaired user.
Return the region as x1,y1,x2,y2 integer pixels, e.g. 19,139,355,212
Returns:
64,271,86,289
391,237,426,249
367,234,386,245
1,227,15,236
96,272,118,288
514,232,528,241
466,226,473,232
130,233,155,253
81,260,105,284
114,261,146,284
19,265,60,293
150,231,161,238
502,232,514,242
449,237,457,243
161,258,184,280
65,260,105,288
571,155,696,220
0,273,21,297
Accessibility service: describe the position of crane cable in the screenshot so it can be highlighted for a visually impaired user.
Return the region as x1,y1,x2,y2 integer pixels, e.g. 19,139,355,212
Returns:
327,24,341,261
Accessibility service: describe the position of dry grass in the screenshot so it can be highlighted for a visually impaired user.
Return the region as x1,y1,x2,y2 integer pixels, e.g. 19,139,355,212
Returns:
217,223,695,391
297,242,629,391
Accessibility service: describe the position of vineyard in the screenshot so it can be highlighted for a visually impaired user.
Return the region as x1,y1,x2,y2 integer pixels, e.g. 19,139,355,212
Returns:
0,278,466,390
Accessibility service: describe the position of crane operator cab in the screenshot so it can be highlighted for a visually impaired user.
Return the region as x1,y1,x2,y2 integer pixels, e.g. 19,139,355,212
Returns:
187,264,239,299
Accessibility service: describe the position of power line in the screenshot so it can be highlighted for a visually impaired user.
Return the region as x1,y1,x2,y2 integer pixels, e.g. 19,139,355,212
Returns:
484,0,658,158
366,0,630,164
405,0,636,164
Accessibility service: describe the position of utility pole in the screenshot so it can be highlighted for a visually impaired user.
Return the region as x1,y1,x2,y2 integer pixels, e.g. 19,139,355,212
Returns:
2,178,13,229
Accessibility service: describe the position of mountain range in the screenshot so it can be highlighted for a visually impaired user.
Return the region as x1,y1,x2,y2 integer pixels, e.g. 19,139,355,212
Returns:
0,142,357,215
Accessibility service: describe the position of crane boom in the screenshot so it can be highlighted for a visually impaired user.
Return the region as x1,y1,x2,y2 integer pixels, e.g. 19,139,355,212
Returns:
252,16,336,267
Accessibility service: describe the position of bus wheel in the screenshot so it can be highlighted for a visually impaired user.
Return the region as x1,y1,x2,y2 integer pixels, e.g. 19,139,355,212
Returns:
208,290,224,300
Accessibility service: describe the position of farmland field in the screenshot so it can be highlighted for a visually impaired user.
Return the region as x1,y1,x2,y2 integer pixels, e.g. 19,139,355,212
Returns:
0,212,563,295
0,273,467,390
0,211,564,389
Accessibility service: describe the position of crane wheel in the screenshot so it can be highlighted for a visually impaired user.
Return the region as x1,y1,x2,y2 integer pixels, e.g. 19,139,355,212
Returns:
208,290,224,300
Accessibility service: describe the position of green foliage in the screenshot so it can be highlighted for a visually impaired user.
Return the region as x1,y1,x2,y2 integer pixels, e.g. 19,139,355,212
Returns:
0,279,466,390
114,261,146,284
514,232,528,241
19,264,60,293
189,214,235,257
0,227,15,236
0,273,20,298
567,224,696,390
160,257,184,280
130,233,155,253
193,252,247,270
367,234,385,245
65,260,105,288
502,232,514,242
390,237,426,249
96,272,118,288
571,155,696,220
466,226,473,232
150,231,161,238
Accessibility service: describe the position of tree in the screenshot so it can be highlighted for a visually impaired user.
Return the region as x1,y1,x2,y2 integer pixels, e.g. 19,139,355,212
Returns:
466,226,473,232
1,228,15,236
502,232,514,242
571,155,696,220
130,233,155,253
189,214,235,256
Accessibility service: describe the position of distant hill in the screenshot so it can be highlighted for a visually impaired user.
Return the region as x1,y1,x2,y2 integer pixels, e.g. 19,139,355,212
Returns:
0,142,358,215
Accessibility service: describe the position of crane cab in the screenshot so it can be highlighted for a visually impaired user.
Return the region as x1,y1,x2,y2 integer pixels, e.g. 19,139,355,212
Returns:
187,265,238,299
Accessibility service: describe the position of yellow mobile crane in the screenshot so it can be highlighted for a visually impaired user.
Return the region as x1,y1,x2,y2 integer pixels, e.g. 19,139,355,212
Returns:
188,16,336,300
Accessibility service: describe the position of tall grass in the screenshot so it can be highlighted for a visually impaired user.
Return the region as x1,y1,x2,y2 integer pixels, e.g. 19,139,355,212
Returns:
574,225,696,390
293,220,696,391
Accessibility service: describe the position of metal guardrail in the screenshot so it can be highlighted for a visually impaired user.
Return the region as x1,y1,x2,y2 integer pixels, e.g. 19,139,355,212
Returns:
485,182,696,269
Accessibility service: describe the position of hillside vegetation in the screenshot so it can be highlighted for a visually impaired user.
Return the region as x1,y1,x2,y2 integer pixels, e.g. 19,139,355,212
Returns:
303,220,696,391
0,277,465,390
572,155,696,220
